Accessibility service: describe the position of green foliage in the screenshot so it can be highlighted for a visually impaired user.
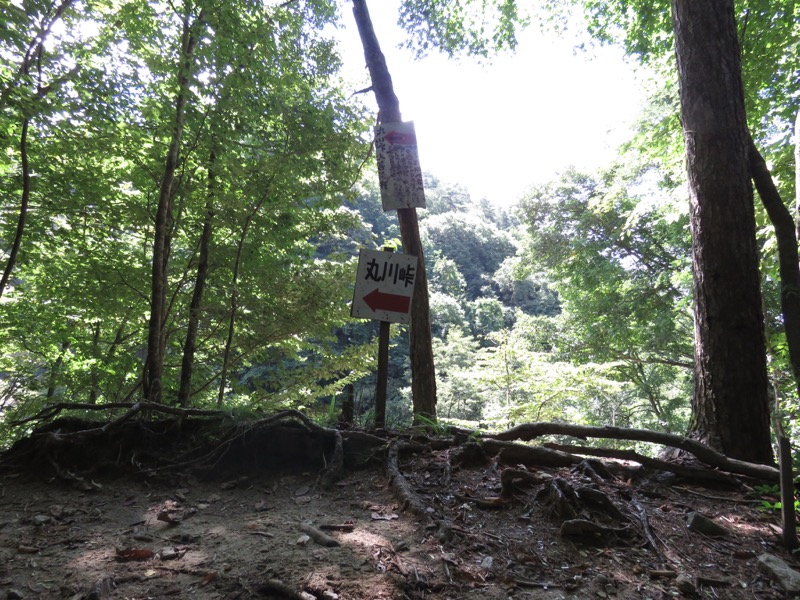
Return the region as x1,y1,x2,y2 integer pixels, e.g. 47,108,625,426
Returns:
754,484,800,513
398,0,527,58
515,163,693,433
4,0,795,449
432,327,485,420
421,212,516,299
0,0,373,433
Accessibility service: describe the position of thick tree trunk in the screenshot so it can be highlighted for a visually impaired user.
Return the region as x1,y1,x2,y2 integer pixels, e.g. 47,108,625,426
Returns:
351,0,437,421
144,8,202,403
672,0,772,463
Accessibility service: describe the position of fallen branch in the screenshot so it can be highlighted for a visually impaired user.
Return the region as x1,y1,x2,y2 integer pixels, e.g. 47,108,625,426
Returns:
544,443,747,485
560,518,631,539
632,498,665,565
298,523,339,547
490,422,778,481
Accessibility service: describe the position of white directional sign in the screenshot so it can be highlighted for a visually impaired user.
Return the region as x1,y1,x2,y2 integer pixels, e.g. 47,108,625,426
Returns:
351,249,418,324
374,121,426,211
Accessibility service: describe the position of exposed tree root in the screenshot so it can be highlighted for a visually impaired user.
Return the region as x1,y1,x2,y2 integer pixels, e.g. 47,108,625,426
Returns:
490,422,779,481
386,440,432,520
545,442,744,485
0,409,781,495
500,468,551,499
385,440,455,541
481,439,581,468
632,498,666,565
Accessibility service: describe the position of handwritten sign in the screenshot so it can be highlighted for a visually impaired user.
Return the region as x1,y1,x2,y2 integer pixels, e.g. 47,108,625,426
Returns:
374,121,426,211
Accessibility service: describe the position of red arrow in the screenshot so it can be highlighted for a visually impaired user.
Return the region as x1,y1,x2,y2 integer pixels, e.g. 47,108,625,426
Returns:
384,130,417,145
363,288,411,313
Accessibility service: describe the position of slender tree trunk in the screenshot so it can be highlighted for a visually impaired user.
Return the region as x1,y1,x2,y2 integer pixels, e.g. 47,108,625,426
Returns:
0,119,31,298
795,108,800,241
351,0,437,422
89,321,101,404
178,150,216,407
672,0,772,463
339,383,354,426
217,183,273,407
46,340,70,400
144,7,203,403
0,0,76,298
749,138,800,401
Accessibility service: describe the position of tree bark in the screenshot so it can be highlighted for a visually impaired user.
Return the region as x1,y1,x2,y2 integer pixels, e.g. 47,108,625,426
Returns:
795,107,800,240
178,150,216,407
672,0,772,463
0,118,31,298
144,6,203,403
351,0,437,421
749,138,800,400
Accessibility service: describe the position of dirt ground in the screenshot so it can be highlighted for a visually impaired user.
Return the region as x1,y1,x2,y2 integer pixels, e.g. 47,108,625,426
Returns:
0,418,797,599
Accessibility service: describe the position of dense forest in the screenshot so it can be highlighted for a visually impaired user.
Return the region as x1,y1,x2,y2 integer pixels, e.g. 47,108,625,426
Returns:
1,0,798,468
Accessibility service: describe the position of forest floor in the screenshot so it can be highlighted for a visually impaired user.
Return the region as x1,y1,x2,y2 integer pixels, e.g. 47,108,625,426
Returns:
0,413,797,599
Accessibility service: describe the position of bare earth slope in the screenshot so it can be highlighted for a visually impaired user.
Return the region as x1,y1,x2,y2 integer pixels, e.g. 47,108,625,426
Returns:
0,418,795,599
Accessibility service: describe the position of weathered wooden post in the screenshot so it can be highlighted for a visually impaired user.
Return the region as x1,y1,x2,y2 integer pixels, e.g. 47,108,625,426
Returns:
351,0,437,422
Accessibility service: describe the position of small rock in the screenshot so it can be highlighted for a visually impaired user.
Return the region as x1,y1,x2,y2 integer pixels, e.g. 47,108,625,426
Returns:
675,574,696,595
7,589,24,600
686,512,729,537
480,556,493,570
158,547,180,560
297,535,311,546
31,515,51,526
758,553,800,595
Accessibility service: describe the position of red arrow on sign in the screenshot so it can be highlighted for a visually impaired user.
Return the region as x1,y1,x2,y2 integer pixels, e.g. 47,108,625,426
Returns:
384,130,417,145
363,289,411,313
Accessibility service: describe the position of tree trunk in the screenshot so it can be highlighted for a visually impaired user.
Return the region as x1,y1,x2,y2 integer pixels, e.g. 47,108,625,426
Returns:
795,107,800,241
749,138,800,400
0,118,31,298
144,7,202,403
217,181,273,407
339,383,355,426
351,0,437,421
178,150,216,407
0,0,77,298
672,0,772,463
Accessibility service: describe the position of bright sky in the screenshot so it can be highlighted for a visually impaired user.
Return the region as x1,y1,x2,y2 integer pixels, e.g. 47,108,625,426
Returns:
336,2,646,207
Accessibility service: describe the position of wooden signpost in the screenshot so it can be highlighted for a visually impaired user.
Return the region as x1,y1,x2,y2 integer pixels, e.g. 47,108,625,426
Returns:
351,248,417,428
351,0,438,424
